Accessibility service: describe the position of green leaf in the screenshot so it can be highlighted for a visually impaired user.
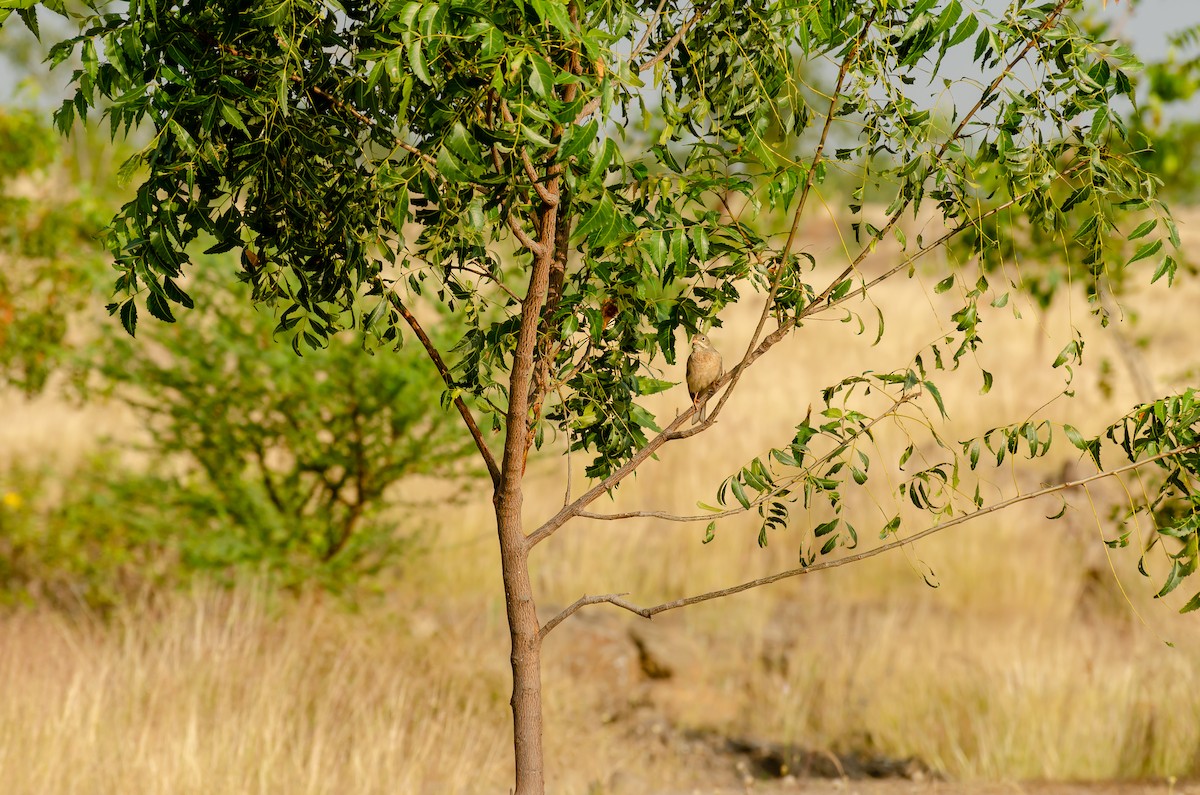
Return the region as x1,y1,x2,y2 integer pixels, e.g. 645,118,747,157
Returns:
1181,591,1200,614
409,40,431,85
146,292,176,322
923,380,947,419
528,54,553,98
119,299,138,336
219,101,249,133
1127,239,1162,266
436,146,472,182
814,518,838,537
730,479,750,509
1157,558,1188,599
1127,218,1157,240
635,377,674,395
702,521,716,544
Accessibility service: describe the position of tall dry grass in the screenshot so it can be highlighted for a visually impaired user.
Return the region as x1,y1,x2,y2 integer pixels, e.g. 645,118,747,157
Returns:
4,212,1200,792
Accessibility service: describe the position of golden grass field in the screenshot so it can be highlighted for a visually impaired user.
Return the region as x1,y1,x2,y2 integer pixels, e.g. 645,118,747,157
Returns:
3,208,1200,794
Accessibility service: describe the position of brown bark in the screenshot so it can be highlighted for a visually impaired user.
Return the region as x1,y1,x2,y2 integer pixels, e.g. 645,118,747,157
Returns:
495,172,560,795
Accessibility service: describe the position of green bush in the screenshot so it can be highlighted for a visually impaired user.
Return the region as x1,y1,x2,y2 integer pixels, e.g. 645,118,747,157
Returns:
0,460,191,610
75,255,474,596
0,109,110,395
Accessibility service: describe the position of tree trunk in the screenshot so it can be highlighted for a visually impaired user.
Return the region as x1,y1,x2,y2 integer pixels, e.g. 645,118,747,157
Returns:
495,194,559,795
494,494,543,795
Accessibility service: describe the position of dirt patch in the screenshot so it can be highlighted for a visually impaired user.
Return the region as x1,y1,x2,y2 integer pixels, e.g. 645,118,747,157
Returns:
654,780,1200,795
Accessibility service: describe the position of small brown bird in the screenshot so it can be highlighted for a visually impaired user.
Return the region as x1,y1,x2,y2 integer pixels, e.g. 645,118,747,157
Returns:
686,332,723,424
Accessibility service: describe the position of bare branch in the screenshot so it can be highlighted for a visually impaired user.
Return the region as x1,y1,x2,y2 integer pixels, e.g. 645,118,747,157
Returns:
629,0,671,62
578,508,715,522
392,296,502,486
638,4,707,74
539,593,638,639
508,213,545,255
542,442,1200,633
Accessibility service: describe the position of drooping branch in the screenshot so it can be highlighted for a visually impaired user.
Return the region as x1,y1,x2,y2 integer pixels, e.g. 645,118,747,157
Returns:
804,0,1072,315
716,11,876,429
696,0,1073,429
392,296,501,486
541,441,1200,634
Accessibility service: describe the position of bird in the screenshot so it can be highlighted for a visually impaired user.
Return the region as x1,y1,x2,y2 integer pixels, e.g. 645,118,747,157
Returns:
686,332,723,424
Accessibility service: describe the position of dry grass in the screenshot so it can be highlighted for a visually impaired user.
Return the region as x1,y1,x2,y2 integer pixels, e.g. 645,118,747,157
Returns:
4,211,1200,793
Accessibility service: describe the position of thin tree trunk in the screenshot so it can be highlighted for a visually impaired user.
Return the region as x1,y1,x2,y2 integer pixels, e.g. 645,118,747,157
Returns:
493,498,543,794
495,189,559,795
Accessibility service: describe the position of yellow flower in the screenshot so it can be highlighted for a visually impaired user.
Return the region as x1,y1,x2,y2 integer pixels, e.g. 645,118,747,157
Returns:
2,492,21,510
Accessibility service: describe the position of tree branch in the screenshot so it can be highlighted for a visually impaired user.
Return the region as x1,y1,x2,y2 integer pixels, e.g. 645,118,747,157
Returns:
638,4,707,74
539,593,637,639
580,394,913,523
542,441,1200,634
629,0,671,62
392,296,501,486
575,2,709,122
499,98,559,208
508,213,545,255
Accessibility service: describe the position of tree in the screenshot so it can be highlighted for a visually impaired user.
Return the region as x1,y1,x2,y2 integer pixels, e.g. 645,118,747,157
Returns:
6,0,1200,791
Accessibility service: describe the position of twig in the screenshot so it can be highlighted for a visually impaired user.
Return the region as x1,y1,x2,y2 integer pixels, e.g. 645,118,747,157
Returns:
541,441,1200,634
638,4,707,74
822,196,1023,314
393,297,502,486
458,262,522,303
499,98,559,207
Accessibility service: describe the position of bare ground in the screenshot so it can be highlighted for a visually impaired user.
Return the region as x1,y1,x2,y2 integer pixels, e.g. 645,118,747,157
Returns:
656,782,1200,795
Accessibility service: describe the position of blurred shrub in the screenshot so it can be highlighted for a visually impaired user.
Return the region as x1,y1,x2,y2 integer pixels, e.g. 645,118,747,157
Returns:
69,256,474,600
0,460,188,610
0,108,109,395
